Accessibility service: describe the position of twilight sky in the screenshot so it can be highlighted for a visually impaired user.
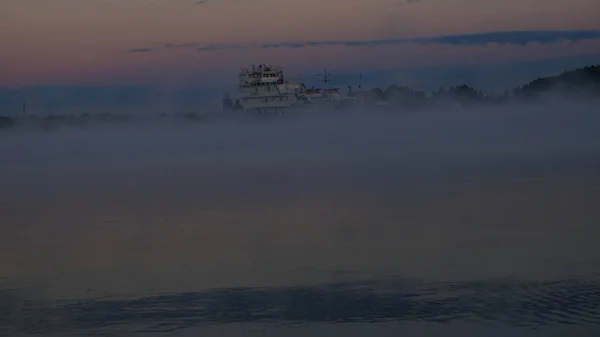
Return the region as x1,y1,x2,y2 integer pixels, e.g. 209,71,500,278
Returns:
1,0,600,112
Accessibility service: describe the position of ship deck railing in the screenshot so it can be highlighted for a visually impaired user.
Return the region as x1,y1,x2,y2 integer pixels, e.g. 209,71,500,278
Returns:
239,66,283,74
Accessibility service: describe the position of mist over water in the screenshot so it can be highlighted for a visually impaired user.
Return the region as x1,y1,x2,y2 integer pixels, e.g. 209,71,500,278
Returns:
1,103,600,336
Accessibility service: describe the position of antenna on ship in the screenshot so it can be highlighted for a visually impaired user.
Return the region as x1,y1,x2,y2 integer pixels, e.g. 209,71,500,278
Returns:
316,68,332,88
22,100,27,117
358,73,362,89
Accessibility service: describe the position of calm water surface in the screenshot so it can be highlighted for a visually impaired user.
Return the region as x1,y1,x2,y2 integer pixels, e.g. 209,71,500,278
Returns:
1,106,600,336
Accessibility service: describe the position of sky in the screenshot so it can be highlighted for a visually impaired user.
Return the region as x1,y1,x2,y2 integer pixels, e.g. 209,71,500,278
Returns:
1,0,600,113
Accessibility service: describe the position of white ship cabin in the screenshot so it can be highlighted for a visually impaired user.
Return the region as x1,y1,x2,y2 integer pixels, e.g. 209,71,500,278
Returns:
239,64,284,87
236,64,306,111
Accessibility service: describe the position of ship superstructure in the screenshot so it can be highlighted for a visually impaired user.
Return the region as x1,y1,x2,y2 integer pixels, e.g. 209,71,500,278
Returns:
303,88,342,105
223,64,344,113
303,69,342,106
229,64,306,113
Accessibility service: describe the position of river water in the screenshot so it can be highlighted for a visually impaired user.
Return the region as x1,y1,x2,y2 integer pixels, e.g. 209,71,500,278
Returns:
1,105,600,336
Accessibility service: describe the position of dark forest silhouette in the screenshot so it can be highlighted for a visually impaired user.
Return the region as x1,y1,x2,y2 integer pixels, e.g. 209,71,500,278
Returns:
357,65,600,109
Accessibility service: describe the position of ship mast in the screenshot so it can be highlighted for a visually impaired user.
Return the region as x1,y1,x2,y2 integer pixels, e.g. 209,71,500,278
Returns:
316,68,332,88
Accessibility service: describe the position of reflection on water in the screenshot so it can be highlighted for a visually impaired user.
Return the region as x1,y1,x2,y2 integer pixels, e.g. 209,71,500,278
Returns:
1,107,600,336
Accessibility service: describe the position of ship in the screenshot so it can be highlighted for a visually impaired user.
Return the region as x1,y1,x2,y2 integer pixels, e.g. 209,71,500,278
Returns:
222,65,343,113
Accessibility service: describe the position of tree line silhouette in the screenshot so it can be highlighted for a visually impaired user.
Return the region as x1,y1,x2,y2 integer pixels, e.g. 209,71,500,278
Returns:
1,65,599,130
353,65,600,109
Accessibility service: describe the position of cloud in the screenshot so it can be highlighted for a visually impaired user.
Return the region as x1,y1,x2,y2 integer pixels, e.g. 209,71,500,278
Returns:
165,43,199,48
127,30,600,54
262,41,340,49
417,30,600,46
196,43,243,51
126,43,241,53
262,42,307,48
260,30,600,49
128,48,153,53
389,0,424,5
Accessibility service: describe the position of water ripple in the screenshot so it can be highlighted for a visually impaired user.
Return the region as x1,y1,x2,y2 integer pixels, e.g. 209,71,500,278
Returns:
1,278,600,334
